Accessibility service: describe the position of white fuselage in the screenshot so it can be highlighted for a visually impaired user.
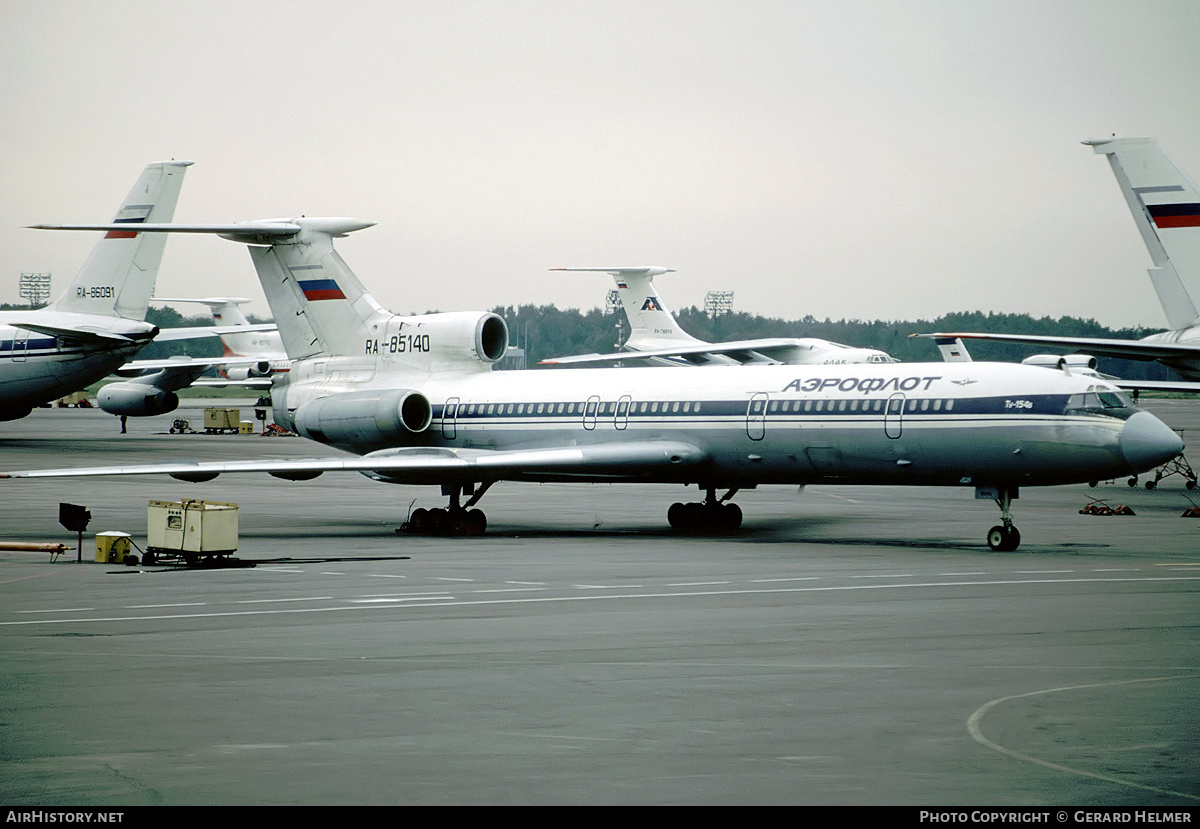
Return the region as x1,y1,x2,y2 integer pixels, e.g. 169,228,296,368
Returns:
271,358,1159,489
1141,326,1200,379
0,320,148,418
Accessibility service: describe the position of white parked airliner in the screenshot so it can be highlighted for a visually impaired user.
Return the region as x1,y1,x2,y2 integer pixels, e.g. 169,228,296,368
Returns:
3,161,283,420
0,161,193,420
920,137,1200,392
3,213,1183,551
541,266,896,367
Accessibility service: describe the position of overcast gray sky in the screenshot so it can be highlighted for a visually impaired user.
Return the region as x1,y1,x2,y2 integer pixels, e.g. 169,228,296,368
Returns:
3,1,1199,332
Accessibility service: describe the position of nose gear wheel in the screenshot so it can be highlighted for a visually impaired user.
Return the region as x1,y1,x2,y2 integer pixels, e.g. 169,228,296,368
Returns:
986,487,1021,551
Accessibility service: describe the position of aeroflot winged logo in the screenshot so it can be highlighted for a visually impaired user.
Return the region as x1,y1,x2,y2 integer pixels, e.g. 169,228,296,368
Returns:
641,297,663,311
298,279,347,301
782,375,942,393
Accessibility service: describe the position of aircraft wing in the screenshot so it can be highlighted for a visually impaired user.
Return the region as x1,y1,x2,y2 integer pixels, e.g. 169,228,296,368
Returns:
915,332,1200,363
117,355,272,373
189,377,274,389
540,338,804,366
8,322,152,344
0,309,156,344
110,356,276,393
29,218,373,243
153,323,278,342
1112,378,1200,394
0,440,708,483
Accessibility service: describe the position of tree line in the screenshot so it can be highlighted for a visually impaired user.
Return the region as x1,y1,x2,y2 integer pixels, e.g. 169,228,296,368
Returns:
1,302,1177,381
493,303,1178,381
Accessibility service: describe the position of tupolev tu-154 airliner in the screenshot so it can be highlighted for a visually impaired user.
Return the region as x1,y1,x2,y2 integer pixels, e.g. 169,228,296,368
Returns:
3,205,1184,550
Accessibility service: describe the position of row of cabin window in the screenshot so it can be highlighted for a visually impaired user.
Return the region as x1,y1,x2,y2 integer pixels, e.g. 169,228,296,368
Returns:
760,398,957,413
457,398,958,417
461,400,703,416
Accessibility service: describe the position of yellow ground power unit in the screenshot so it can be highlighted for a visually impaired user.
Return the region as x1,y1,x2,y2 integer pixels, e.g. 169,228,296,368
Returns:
203,408,241,434
95,531,134,564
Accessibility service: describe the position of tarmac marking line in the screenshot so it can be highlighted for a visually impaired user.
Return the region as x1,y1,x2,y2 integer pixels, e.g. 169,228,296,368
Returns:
967,675,1200,803
3,576,1197,626
126,602,207,609
235,596,334,605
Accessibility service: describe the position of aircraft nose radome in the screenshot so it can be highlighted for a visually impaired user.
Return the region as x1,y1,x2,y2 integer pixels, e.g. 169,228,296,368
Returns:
1120,411,1184,472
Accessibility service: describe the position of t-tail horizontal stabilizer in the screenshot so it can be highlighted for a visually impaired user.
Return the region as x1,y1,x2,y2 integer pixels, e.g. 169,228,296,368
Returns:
32,218,378,360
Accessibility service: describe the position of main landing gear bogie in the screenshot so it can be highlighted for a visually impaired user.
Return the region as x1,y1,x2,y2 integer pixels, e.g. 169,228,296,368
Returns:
669,487,743,533
404,506,487,536
400,482,493,537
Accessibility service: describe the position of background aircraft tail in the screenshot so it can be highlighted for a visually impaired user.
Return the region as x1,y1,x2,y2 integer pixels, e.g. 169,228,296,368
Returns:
552,267,703,349
47,160,192,320
154,296,282,358
611,268,695,348
1085,137,1200,330
929,336,973,362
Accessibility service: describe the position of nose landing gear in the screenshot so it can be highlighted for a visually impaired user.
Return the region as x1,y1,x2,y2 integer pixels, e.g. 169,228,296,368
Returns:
985,487,1021,552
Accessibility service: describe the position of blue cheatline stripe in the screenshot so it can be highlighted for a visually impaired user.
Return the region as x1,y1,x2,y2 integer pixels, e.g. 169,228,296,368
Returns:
431,395,1077,420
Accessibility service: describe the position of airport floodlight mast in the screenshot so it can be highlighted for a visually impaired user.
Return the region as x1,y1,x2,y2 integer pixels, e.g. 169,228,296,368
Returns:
19,272,51,308
607,288,625,348
705,290,734,319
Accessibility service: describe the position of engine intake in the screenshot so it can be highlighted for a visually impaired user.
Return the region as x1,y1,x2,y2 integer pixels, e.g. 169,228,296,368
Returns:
395,311,508,368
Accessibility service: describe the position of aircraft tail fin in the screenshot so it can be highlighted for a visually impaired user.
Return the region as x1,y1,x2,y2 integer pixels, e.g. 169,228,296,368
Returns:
551,267,703,349
1085,137,1200,330
47,160,192,320
154,296,254,326
153,296,266,357
238,219,382,360
931,336,973,362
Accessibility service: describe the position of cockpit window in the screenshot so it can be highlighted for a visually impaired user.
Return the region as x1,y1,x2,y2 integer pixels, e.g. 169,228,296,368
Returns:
1067,393,1100,411
1066,387,1135,414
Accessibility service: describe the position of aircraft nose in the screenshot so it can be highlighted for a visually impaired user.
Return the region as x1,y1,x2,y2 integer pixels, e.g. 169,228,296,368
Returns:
1120,411,1184,472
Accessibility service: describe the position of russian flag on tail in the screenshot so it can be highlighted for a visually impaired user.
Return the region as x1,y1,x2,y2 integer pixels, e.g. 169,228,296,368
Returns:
104,216,145,239
298,278,346,301
1147,203,1200,228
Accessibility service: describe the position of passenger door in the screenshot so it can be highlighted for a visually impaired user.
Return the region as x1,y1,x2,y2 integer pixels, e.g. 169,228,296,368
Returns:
746,393,768,441
884,393,905,439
